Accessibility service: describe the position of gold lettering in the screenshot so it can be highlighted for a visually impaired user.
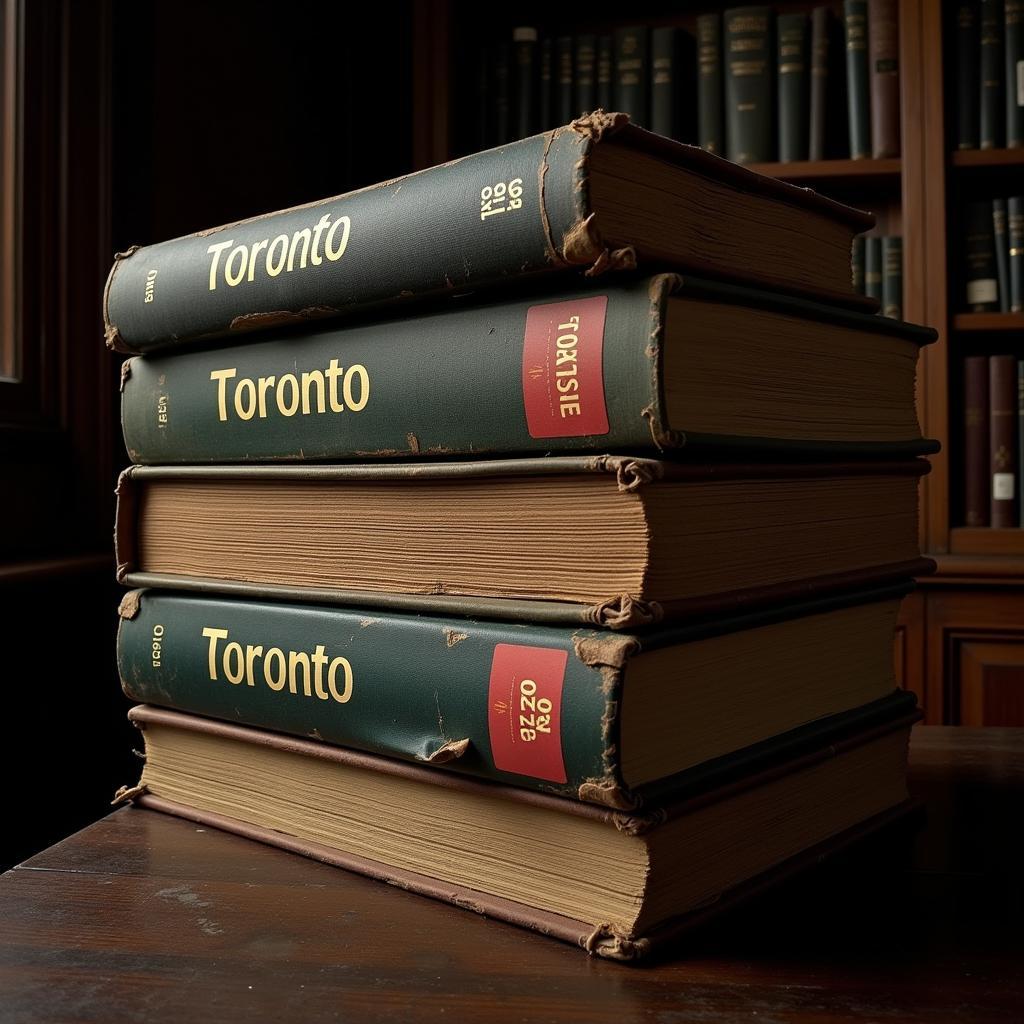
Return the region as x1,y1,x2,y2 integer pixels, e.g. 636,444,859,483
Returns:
210,367,238,422
234,377,257,420
264,647,287,691
247,239,269,282
310,214,331,266
289,649,311,696
301,370,327,415
328,657,354,703
266,234,289,276
311,644,330,699
343,363,369,411
325,215,350,261
276,373,300,416
287,228,312,272
202,627,229,678
224,641,245,684
206,240,233,290
225,245,248,287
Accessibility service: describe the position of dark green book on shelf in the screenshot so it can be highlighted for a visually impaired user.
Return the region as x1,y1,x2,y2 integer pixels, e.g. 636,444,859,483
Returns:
104,114,880,355
574,34,597,115
865,237,883,302
539,36,554,130
650,26,679,140
697,13,724,154
965,200,1000,310
881,236,903,319
956,1,980,149
777,12,810,162
513,27,538,139
843,0,871,158
613,26,649,126
555,36,574,124
980,0,1005,149
119,275,937,465
724,6,774,163
117,586,918,809
1010,196,1024,310
1006,0,1023,146
596,35,613,110
994,198,1011,312
852,236,866,293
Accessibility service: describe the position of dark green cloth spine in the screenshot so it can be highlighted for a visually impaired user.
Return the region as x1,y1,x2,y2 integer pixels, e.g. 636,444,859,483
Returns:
980,0,1005,149
956,2,981,149
865,236,882,302
809,6,831,160
513,27,539,139
596,35,613,110
994,198,1011,312
724,6,774,163
881,236,903,319
965,200,1000,310
1010,196,1024,310
555,35,574,124
650,27,678,140
777,12,810,161
613,26,649,126
1007,0,1024,145
697,13,724,154
574,34,597,115
843,0,870,158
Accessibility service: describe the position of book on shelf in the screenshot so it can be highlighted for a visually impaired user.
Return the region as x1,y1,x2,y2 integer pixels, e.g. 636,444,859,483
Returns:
852,235,866,293
980,0,1005,149
865,236,882,302
843,0,871,159
117,583,916,807
574,34,597,117
778,12,810,162
119,697,918,961
493,42,512,147
613,26,649,127
965,199,1001,311
994,198,1011,312
881,235,903,319
1019,360,1024,526
1010,196,1024,310
555,35,574,125
957,1,981,149
868,0,900,158
651,27,694,143
104,113,879,357
808,6,833,161
964,355,991,526
1007,0,1024,146
513,27,538,139
538,36,553,131
119,275,936,465
596,35,613,110
990,353,1018,526
724,6,774,164
698,13,724,155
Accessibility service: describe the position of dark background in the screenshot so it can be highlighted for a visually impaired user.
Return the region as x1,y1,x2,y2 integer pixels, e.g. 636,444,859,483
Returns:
2,0,413,871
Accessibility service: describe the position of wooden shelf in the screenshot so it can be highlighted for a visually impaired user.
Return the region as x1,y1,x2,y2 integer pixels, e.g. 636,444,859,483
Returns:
951,148,1024,168
952,313,1024,331
745,157,901,187
950,528,1024,557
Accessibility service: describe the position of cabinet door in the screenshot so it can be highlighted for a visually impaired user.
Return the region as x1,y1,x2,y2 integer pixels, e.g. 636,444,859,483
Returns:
925,590,1024,725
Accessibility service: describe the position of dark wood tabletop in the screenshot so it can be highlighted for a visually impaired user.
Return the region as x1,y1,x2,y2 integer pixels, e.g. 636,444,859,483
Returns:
2,726,1022,1023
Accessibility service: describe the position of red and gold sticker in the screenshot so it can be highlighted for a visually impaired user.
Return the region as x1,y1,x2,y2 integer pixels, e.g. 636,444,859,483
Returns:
487,643,568,783
521,295,609,438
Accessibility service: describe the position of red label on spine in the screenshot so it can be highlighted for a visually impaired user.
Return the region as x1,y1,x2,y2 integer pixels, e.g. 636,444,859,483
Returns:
487,643,568,783
521,295,609,438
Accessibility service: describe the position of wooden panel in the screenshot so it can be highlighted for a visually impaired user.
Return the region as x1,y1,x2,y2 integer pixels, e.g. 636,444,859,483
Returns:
924,589,1024,725
950,528,1024,556
960,642,1024,726
953,313,1024,331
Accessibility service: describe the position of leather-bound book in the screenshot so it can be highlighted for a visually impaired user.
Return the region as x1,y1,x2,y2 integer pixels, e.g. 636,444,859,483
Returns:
539,36,553,130
990,353,1018,526
574,34,597,116
843,0,871,158
1006,0,1024,146
852,235,866,293
868,0,901,157
994,198,1011,311
650,26,679,140
965,200,1000,311
809,6,833,160
964,355,990,526
865,236,883,302
725,6,774,163
697,13,725,154
493,42,512,145
778,12,810,161
881,235,903,319
980,0,1005,149
957,2,981,149
513,27,538,139
555,35,574,124
614,26,649,125
1010,196,1024,310
596,35,613,109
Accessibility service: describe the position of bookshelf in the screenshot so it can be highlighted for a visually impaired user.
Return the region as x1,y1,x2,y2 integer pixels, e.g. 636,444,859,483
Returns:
410,0,1024,727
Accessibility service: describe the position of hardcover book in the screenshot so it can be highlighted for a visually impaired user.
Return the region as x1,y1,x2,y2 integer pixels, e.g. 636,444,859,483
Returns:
868,0,901,158
117,583,915,808
697,13,724,154
119,274,937,466
104,113,877,356
114,455,933,628
843,0,871,158
990,354,1018,526
120,698,918,960
724,6,774,163
964,355,990,526
778,12,810,162
956,1,980,149
980,0,1005,149
613,27,649,126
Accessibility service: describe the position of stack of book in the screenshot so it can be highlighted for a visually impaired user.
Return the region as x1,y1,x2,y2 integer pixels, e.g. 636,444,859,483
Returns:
107,112,938,960
477,2,901,164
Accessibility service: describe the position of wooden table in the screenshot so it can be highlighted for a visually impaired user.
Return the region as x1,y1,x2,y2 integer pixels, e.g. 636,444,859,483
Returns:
2,727,1022,1022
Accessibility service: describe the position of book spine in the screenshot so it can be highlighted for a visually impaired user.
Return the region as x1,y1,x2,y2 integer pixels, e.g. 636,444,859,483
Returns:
868,0,901,158
539,37,553,130
964,355,991,526
1007,0,1024,145
1010,196,1024,310
494,42,512,146
574,34,597,115
1019,360,1024,525
994,198,1011,312
513,27,539,139
980,0,1005,149
117,591,618,801
957,2,981,149
809,6,831,161
965,200,1000,311
852,235,866,293
864,236,882,302
555,36,574,124
777,13,810,162
596,35,613,110
843,0,871,158
613,26,649,125
120,280,664,464
724,6,774,163
476,49,490,150
990,354,1018,526
697,14,725,154
650,27,678,139
105,127,597,354
881,236,902,319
